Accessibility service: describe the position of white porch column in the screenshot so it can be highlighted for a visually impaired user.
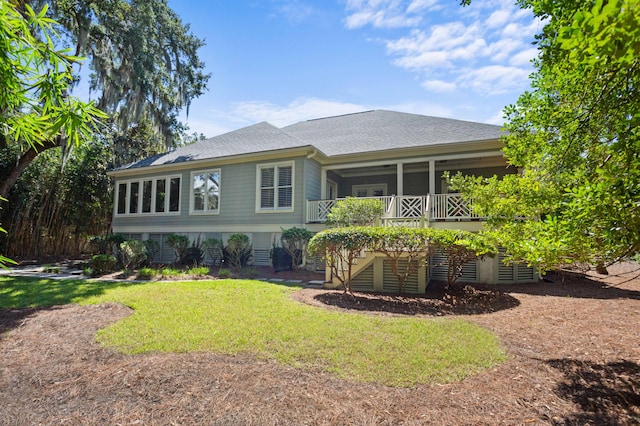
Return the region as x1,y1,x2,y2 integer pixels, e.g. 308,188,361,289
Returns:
320,168,327,199
429,160,436,194
396,162,403,196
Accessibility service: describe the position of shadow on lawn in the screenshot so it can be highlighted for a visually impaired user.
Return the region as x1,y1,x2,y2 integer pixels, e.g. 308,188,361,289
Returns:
0,277,142,334
547,358,640,425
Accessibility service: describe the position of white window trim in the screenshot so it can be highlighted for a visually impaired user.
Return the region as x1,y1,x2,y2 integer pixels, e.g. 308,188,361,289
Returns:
189,169,221,215
255,161,295,213
114,174,182,216
352,183,387,197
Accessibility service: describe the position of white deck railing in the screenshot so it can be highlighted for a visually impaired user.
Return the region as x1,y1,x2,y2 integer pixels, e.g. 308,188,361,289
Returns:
307,194,481,223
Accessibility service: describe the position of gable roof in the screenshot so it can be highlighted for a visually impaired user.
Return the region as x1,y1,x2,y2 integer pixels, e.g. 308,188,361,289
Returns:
115,110,503,171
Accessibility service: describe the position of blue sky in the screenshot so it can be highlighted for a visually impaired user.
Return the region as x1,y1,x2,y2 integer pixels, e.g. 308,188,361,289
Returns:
167,0,541,138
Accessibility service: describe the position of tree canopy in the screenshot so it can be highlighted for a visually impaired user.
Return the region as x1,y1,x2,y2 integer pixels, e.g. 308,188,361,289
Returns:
452,0,640,272
23,0,210,146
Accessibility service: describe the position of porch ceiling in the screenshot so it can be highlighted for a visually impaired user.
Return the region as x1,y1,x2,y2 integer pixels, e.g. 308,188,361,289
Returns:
329,155,506,178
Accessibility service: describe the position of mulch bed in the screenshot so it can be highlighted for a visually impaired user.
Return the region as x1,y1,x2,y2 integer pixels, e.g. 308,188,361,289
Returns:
1,264,639,425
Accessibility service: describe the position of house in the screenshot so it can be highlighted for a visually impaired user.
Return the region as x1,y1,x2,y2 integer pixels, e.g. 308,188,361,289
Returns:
109,110,537,289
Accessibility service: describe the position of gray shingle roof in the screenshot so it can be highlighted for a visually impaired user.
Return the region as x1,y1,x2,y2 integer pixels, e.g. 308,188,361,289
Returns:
118,110,502,170
282,110,502,156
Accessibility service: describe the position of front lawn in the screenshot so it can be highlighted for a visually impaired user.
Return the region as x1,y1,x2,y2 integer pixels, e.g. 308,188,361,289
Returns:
0,277,506,387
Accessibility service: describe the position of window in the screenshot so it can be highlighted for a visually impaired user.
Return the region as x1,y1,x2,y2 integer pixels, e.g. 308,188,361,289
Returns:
114,175,181,215
142,180,152,213
191,169,220,214
257,162,294,212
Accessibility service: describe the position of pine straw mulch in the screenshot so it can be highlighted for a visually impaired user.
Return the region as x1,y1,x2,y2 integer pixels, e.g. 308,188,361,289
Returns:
1,264,639,425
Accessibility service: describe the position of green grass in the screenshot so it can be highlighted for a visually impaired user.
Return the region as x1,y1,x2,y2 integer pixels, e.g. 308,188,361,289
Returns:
0,276,506,387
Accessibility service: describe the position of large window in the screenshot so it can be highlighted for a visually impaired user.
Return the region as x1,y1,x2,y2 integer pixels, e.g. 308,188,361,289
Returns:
256,161,294,212
114,175,181,215
190,169,220,214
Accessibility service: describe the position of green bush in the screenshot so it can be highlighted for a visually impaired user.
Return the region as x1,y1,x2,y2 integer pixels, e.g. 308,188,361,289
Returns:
326,197,384,227
166,234,190,264
202,238,223,266
224,233,253,271
91,254,117,276
280,227,313,271
189,266,210,276
137,267,158,280
120,240,148,270
218,268,231,278
143,239,160,264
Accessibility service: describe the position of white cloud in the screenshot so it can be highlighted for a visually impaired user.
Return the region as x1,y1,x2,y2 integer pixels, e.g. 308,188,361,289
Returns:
230,98,369,127
457,65,530,95
353,0,541,98
509,48,537,66
343,0,441,29
421,79,456,92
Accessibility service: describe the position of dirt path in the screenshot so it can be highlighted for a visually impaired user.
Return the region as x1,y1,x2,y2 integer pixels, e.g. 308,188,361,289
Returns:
1,265,639,425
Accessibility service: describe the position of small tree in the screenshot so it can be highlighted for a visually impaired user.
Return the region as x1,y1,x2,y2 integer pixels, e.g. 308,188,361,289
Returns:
143,239,160,264
326,197,384,227
166,234,190,265
368,227,435,295
120,240,148,270
308,227,374,295
431,230,496,289
202,238,223,266
280,227,314,271
224,233,253,272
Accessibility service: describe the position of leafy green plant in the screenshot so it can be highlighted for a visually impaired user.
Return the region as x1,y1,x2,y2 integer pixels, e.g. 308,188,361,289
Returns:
430,229,496,288
90,254,117,276
326,197,384,227
166,234,190,265
143,239,160,264
224,233,253,272
308,227,375,294
161,267,182,278
137,267,158,280
189,266,210,276
280,227,313,271
202,238,223,266
120,240,148,270
217,268,231,278
367,227,435,295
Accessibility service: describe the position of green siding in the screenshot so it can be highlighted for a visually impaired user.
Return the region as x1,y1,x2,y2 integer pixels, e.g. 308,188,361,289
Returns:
112,156,308,230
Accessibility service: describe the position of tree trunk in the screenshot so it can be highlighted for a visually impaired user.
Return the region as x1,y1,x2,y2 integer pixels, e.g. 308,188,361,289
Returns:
0,141,59,199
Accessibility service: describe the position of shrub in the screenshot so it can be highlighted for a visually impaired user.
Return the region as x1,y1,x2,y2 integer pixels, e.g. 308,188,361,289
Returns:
240,267,257,278
137,267,158,280
143,239,160,264
166,234,190,264
182,238,205,267
91,254,117,276
120,240,149,270
326,197,384,227
430,229,496,288
202,238,223,266
224,233,253,271
218,268,231,278
308,227,375,294
189,266,210,276
161,267,182,278
367,227,435,295
271,246,293,272
280,227,313,271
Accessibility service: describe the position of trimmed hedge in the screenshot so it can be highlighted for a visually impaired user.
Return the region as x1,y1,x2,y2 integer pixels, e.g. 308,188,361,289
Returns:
309,227,497,294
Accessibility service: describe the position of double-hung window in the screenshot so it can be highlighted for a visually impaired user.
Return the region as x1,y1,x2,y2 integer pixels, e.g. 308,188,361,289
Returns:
256,161,294,212
190,169,220,214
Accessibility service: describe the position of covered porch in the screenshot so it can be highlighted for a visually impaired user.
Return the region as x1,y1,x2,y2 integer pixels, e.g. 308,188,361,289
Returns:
306,152,511,226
